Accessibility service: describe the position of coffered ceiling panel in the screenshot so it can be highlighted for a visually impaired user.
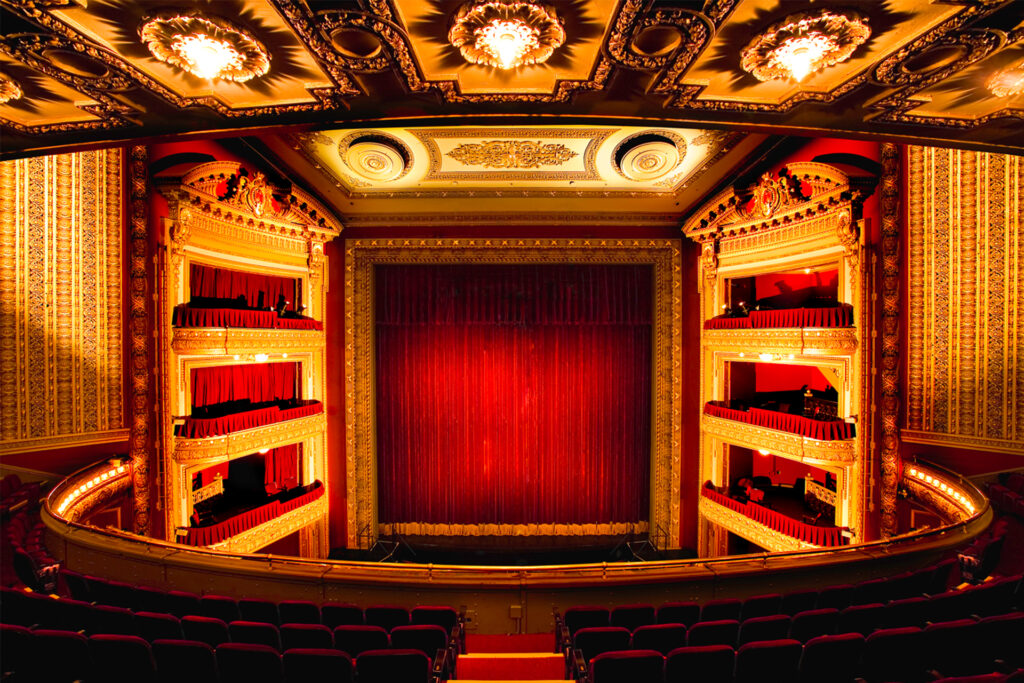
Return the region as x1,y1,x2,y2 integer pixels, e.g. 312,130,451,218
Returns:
1,0,1021,158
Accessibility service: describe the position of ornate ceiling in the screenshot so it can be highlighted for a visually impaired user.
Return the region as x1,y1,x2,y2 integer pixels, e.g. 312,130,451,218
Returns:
263,124,761,225
0,0,1022,160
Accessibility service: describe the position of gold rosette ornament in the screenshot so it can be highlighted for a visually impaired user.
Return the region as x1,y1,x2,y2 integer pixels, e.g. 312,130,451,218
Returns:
449,1,565,70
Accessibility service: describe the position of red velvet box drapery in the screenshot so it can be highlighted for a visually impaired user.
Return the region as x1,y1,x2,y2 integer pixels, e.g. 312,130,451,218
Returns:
264,444,300,493
375,264,652,527
172,305,324,330
185,481,323,546
190,263,297,310
702,305,853,330
703,402,855,440
702,484,846,546
190,362,298,407
176,401,322,439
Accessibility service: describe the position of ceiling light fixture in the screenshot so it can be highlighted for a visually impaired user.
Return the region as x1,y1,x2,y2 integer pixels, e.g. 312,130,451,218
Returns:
449,0,564,70
140,14,270,82
0,74,23,105
741,10,870,83
986,58,1024,98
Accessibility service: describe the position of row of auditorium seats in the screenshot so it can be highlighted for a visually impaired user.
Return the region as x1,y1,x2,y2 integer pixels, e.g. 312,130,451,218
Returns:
0,474,41,517
0,625,435,683
989,473,1024,520
566,573,1021,657
576,619,1024,683
557,555,960,650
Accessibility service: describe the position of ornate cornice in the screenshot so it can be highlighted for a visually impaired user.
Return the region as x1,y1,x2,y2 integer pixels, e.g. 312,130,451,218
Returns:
698,496,811,553
173,413,326,465
171,328,324,356
701,328,858,356
701,414,856,466
380,521,648,537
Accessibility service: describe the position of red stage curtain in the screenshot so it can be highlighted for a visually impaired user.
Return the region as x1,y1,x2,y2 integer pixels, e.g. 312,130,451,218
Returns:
375,264,652,527
190,263,297,310
190,362,298,407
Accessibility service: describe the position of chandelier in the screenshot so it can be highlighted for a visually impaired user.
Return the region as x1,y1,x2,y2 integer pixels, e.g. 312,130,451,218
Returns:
449,0,565,70
987,58,1024,98
741,10,870,83
139,14,270,82
0,74,23,105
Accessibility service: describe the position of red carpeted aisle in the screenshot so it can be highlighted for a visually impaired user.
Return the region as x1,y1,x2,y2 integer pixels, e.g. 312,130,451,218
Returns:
457,633,568,682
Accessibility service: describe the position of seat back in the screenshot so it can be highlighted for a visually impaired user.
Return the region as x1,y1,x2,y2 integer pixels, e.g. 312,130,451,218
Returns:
32,629,93,683
410,606,458,635
564,606,610,636
657,601,700,627
216,642,284,683
740,594,782,621
181,615,230,648
364,604,411,631
631,623,687,655
166,590,202,618
89,603,136,635
788,608,839,642
665,644,735,683
700,598,742,622
278,600,320,625
815,584,853,611
735,638,802,683
686,619,739,648
321,603,364,628
152,639,219,683
798,632,864,683
280,623,334,651
573,626,632,663
89,634,157,683
861,626,924,683
780,590,819,616
282,648,354,683
332,624,389,657
135,611,184,642
389,624,448,660
199,595,240,623
229,620,282,650
356,648,431,683
590,649,664,683
0,623,31,678
737,614,791,645
609,604,656,631
239,598,280,625
835,602,885,637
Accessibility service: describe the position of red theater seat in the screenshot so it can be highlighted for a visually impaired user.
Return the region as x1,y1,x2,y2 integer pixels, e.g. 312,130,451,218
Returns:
738,614,791,645
321,603,364,628
610,604,656,631
573,626,632,663
780,590,819,616
332,624,389,657
590,649,665,683
564,606,611,636
665,644,735,683
390,624,449,660
181,615,230,648
0,623,31,678
152,639,219,683
700,598,742,622
89,603,136,635
282,648,354,683
364,604,410,631
135,611,184,642
32,629,93,683
229,620,282,650
788,608,839,642
216,642,283,683
861,626,925,683
735,638,803,683
89,634,157,683
411,605,459,636
239,598,280,625
280,623,334,651
657,602,700,627
631,623,687,655
798,632,865,683
166,590,202,618
835,602,885,636
356,648,432,683
277,600,320,625
686,619,739,648
740,593,783,621
200,594,240,623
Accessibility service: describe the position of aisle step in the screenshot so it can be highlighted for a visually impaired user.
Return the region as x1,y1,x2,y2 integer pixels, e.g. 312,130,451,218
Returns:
456,652,565,680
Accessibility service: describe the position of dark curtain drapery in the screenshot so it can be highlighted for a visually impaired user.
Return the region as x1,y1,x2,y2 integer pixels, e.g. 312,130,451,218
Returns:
190,362,298,407
264,444,300,493
375,264,652,526
190,263,297,310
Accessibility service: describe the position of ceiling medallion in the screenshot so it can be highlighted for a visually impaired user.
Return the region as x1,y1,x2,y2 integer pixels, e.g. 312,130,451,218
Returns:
741,10,870,83
343,135,410,182
139,14,270,82
0,74,23,105
986,58,1024,98
449,1,565,70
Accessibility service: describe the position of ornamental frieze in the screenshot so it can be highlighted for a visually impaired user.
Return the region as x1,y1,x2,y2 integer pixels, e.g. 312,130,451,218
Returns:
446,140,578,169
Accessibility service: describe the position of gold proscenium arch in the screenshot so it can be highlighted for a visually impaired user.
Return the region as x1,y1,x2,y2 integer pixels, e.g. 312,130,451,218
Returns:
345,238,683,549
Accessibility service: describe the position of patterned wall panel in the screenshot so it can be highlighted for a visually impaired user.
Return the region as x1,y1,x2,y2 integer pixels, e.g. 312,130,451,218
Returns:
0,149,126,453
906,147,1023,454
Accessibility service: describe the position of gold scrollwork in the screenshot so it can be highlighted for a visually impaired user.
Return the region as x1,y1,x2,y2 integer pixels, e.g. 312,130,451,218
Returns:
206,500,329,554
446,140,578,169
698,496,811,552
173,413,327,465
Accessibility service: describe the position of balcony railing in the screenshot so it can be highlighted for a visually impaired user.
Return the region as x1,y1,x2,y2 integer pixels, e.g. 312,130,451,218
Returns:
703,304,853,330
702,483,848,547
183,481,324,547
703,402,855,440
